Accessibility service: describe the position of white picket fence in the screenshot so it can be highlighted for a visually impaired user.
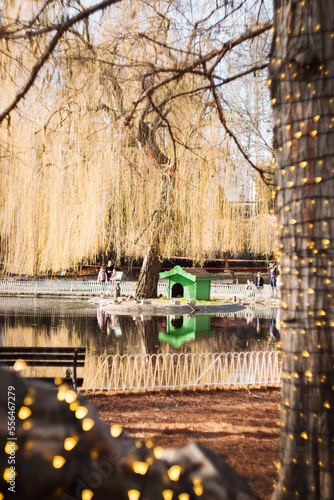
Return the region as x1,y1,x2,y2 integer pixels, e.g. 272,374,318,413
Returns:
81,350,281,393
0,279,274,298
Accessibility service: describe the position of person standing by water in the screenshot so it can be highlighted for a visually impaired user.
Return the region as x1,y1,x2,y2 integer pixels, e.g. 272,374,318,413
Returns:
97,266,108,283
255,272,264,294
276,264,282,297
106,260,114,282
269,262,278,297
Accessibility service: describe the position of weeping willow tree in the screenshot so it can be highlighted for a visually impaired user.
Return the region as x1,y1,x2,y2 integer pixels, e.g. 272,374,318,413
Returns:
0,0,276,297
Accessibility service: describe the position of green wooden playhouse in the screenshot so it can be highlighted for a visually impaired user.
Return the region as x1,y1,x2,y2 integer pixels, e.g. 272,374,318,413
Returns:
159,265,216,301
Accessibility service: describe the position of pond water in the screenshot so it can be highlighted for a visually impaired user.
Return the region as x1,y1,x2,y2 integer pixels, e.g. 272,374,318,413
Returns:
0,297,280,356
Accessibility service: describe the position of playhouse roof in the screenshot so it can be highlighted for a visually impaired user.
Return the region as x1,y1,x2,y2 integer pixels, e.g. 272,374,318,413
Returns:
159,265,216,282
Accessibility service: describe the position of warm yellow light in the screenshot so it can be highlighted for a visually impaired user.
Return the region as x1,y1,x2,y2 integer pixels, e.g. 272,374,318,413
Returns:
22,419,34,431
179,494,189,500
65,390,77,404
271,98,277,105
162,490,173,500
82,490,94,500
13,359,27,371
314,177,322,183
133,462,149,475
18,406,32,420
322,239,330,245
69,401,80,411
305,370,312,378
168,465,182,481
324,278,331,284
310,130,318,137
307,288,314,294
53,456,66,469
289,219,297,225
302,350,310,357
287,181,294,188
75,406,88,419
57,385,68,401
267,79,272,86
319,310,326,316
301,432,308,440
300,161,307,168
64,436,79,451
5,441,18,454
110,424,122,437
280,72,285,79
23,395,35,406
3,468,17,481
128,490,140,500
323,402,331,409
154,446,163,459
82,418,95,431
295,131,302,139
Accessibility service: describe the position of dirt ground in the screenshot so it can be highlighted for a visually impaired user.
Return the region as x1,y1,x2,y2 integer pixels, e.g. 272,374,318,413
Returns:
87,387,281,500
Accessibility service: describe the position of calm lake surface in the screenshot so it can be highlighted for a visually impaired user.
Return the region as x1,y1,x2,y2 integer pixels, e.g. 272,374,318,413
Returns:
0,297,280,356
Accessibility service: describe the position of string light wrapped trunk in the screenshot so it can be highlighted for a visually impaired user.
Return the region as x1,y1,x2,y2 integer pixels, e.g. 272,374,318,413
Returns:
269,1,334,498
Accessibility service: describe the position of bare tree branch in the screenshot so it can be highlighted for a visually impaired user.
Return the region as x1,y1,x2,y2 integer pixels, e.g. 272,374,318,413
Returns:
0,0,122,125
125,20,272,127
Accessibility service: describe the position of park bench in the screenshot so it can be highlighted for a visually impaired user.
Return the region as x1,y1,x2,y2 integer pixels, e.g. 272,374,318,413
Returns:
0,347,86,391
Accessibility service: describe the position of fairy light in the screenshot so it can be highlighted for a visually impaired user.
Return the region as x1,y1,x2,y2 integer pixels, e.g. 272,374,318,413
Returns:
3,469,17,481
82,490,94,500
5,441,18,454
23,395,35,406
65,390,77,404
179,494,189,500
13,359,27,371
132,462,149,475
18,406,31,420
64,436,79,451
128,490,140,500
167,465,182,481
110,425,122,437
53,456,66,469
193,478,203,496
154,447,163,459
75,406,88,419
82,418,95,431
22,419,34,431
162,490,173,500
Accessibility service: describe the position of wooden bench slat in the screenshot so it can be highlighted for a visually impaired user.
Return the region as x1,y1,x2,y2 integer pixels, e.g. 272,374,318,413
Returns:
0,353,85,360
0,346,86,391
0,360,85,367
0,347,85,353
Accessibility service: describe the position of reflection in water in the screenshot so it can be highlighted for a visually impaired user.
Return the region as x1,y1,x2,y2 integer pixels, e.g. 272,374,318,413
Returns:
0,297,280,355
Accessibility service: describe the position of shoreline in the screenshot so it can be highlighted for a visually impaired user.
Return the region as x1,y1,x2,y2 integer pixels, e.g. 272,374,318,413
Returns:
90,296,280,316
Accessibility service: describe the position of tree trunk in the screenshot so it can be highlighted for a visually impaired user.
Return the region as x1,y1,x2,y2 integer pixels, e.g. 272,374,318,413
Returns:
135,243,162,299
270,1,334,499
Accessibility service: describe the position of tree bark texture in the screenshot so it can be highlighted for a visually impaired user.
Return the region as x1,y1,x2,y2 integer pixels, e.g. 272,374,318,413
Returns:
269,1,334,499
135,241,162,299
